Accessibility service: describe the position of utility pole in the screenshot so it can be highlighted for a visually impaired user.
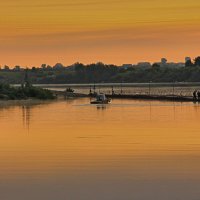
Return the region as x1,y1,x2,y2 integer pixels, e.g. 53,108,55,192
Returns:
173,81,176,96
93,83,96,93
121,81,123,94
149,81,152,95
112,86,114,95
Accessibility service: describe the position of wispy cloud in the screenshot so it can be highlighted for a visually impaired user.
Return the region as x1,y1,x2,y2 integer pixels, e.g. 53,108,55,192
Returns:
2,0,129,8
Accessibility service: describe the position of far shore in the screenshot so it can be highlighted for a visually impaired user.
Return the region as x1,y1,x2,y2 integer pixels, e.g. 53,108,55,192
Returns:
12,82,200,88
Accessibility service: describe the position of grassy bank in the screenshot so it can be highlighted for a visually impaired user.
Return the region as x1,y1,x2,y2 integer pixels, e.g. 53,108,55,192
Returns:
0,84,55,100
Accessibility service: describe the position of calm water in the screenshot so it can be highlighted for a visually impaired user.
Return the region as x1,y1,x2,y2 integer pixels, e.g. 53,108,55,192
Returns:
1,98,200,200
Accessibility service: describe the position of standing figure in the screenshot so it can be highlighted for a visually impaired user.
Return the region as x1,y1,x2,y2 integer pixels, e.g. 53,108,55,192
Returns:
193,90,197,101
89,86,92,95
197,91,200,100
112,86,115,95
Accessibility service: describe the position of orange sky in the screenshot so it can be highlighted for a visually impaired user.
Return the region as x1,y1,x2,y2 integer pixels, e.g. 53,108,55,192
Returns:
0,0,200,67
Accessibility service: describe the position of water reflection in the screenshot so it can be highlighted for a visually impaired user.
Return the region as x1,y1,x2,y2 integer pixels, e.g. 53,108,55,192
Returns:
96,104,108,110
22,105,31,129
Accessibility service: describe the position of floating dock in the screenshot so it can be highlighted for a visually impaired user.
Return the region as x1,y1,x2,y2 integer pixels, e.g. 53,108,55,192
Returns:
104,94,196,102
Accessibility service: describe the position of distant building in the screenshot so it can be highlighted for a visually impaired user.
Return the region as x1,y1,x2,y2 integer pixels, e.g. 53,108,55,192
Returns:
121,64,133,69
156,58,168,67
41,64,47,69
167,62,185,68
161,58,167,65
136,62,151,69
155,58,185,68
53,63,65,70
13,65,21,71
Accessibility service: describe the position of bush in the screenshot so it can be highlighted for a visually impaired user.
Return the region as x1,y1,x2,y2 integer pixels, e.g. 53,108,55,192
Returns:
0,84,55,100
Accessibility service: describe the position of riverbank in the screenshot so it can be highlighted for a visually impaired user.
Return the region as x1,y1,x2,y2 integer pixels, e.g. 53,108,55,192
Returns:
0,84,55,100
0,83,198,103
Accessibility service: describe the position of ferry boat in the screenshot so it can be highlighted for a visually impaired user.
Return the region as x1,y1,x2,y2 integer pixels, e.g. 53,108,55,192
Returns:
90,93,111,104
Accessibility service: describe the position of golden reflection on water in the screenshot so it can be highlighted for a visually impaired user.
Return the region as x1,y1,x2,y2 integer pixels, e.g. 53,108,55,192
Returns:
1,98,200,182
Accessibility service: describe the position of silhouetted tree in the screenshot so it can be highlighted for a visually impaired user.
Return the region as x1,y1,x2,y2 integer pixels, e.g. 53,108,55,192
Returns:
41,64,46,69
152,63,160,70
194,57,200,66
185,59,193,67
74,62,85,72
46,65,52,70
31,67,37,72
4,65,10,71
13,65,21,71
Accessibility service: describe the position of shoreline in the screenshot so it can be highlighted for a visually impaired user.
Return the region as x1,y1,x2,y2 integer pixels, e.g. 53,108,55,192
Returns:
12,82,200,88
0,90,198,104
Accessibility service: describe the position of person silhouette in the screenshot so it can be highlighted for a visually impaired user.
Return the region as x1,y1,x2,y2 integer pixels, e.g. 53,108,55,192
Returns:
193,90,197,101
197,91,200,100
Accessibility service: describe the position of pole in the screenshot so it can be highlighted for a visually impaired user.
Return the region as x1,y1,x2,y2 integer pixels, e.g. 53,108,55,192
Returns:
89,86,92,95
149,81,151,95
112,86,114,95
93,83,96,93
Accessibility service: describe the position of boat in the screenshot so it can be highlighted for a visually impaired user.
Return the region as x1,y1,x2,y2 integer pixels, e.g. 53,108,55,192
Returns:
90,93,111,104
66,87,74,93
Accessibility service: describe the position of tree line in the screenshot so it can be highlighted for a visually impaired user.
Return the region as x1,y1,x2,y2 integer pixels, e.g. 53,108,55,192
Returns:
0,57,200,84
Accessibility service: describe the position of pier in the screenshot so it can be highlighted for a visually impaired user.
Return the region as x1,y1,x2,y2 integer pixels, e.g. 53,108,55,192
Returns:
52,90,197,102
49,82,200,102
104,94,196,102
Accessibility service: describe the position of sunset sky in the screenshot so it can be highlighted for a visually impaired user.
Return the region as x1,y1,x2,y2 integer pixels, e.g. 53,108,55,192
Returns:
0,0,200,67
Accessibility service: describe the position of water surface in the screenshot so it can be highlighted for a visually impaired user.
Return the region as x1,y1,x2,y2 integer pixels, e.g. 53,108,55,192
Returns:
1,98,200,200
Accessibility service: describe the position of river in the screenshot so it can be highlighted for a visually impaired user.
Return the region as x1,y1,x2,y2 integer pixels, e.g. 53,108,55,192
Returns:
0,98,200,199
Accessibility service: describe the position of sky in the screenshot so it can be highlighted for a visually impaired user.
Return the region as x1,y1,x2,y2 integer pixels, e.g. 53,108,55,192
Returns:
0,0,200,67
